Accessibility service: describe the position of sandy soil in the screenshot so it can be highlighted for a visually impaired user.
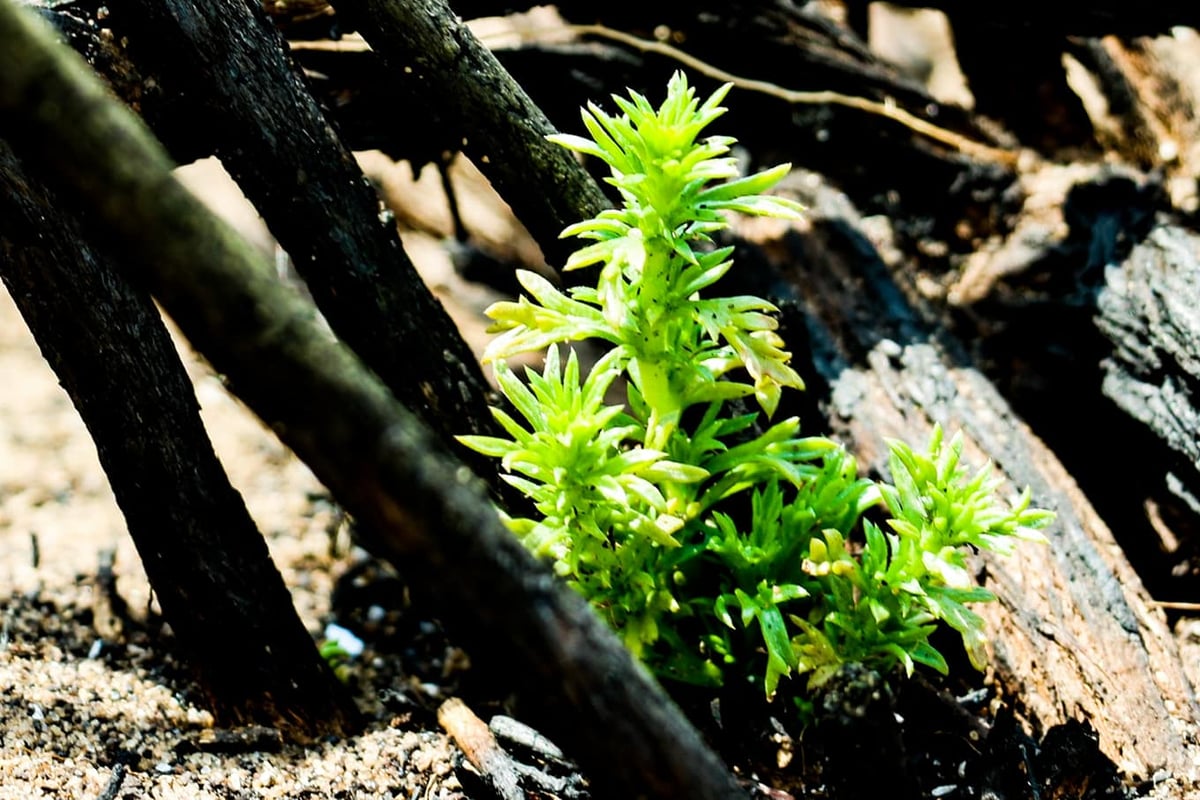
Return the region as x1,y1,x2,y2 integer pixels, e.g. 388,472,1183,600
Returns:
0,159,506,799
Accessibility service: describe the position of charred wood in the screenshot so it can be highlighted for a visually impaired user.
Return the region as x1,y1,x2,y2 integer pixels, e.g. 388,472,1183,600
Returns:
766,173,1200,782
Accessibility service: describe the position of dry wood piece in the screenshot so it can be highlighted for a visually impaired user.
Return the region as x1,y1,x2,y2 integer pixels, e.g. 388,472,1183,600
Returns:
177,726,287,755
438,698,525,800
439,703,586,799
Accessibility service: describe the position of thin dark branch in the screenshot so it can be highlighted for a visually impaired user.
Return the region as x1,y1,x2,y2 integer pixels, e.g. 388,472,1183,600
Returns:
325,0,610,266
0,3,746,796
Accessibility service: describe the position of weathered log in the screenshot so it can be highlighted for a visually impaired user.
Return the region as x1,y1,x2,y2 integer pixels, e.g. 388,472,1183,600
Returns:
921,158,1200,601
916,22,1200,598
0,142,359,739
0,3,747,797
769,173,1200,786
1097,225,1200,585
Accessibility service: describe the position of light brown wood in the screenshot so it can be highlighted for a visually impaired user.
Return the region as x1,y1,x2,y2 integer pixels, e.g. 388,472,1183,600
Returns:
438,698,525,800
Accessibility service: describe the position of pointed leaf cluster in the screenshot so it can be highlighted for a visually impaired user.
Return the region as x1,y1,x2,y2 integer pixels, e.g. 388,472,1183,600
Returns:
459,73,1052,712
485,71,804,432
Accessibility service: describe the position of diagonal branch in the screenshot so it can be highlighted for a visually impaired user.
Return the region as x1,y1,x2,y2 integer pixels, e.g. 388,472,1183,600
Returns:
89,0,504,487
325,0,610,265
0,2,745,796
0,140,360,740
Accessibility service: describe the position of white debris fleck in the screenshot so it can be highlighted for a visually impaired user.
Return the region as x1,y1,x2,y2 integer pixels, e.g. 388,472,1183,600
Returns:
322,622,364,657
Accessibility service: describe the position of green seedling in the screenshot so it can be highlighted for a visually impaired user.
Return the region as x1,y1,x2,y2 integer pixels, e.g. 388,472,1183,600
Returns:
461,72,1051,704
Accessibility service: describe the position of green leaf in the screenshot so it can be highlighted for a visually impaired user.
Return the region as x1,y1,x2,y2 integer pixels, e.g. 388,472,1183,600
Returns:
640,460,710,484
696,163,792,203
545,132,609,161
456,434,515,459
705,194,807,218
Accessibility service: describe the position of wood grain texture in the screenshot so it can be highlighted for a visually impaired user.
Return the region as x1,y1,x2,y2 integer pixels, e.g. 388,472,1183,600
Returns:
1098,226,1200,509
777,184,1200,782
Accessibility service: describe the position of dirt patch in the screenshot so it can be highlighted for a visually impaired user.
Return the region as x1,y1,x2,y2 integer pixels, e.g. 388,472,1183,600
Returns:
0,274,469,798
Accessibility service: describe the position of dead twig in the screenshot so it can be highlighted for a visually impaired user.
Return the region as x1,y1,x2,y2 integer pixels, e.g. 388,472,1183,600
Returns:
520,22,1020,167
96,763,127,800
438,698,525,800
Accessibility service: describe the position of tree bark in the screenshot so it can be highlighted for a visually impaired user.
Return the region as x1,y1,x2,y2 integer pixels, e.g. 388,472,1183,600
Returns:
0,3,746,796
322,0,609,266
771,177,1200,782
1097,224,1200,585
0,141,359,741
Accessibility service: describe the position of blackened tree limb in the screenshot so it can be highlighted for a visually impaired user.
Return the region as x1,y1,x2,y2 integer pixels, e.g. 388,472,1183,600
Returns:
92,0,502,485
1098,225,1200,554
323,0,609,266
0,4,745,797
28,2,214,165
0,142,359,741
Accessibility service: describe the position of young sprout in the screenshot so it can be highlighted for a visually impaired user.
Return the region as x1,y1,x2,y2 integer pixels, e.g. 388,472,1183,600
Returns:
461,72,1051,705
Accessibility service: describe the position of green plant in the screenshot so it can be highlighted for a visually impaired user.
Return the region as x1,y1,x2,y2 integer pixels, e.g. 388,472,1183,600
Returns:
460,72,1051,703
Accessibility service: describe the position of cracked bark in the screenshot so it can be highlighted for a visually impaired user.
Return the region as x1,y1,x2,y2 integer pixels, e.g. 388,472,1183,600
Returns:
770,179,1200,782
